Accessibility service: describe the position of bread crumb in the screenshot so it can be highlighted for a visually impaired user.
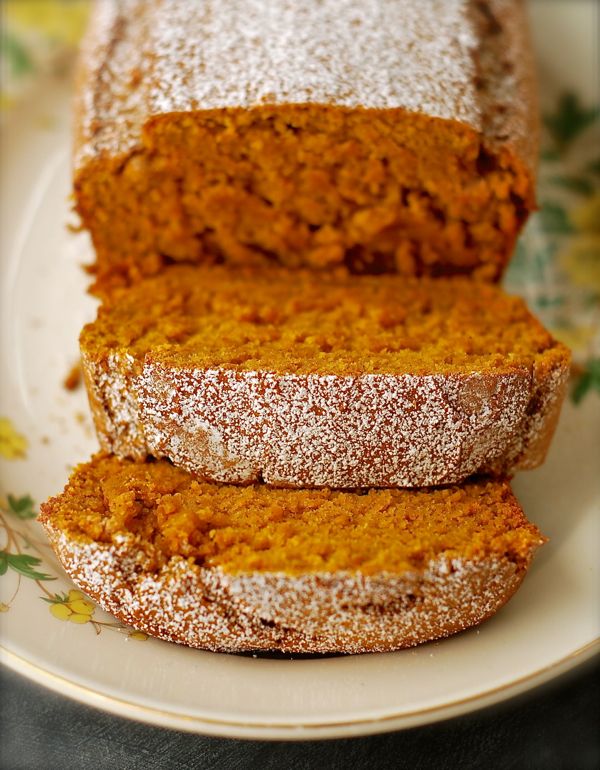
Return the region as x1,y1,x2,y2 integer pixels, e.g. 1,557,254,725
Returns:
64,363,82,391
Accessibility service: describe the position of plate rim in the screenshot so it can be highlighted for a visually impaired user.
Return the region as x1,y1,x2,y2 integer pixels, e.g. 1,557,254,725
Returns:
2,639,598,740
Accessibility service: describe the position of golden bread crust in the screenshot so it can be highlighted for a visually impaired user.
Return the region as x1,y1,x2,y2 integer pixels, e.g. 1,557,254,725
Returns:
42,523,532,653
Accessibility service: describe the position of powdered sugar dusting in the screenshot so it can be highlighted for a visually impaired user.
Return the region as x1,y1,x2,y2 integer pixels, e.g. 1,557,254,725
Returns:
83,352,570,488
509,360,570,470
42,520,532,653
139,367,530,487
74,0,534,166
149,0,480,119
83,352,147,459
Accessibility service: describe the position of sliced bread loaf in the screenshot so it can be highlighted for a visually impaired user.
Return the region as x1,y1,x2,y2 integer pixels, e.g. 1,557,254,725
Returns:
74,0,537,296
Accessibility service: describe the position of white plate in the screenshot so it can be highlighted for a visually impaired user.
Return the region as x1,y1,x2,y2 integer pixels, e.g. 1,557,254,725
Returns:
0,0,599,740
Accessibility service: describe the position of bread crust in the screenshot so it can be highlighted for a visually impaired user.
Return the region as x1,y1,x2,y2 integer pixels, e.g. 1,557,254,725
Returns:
72,0,537,173
41,519,535,654
81,350,570,488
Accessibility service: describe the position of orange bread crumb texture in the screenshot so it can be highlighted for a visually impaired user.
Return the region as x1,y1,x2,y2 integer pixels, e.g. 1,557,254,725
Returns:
42,454,545,576
82,267,567,378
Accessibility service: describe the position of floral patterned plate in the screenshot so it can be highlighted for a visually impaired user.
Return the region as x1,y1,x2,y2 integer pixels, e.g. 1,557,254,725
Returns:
0,0,598,739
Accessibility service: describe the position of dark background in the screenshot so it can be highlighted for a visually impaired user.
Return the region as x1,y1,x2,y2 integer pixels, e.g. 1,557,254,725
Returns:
1,657,598,770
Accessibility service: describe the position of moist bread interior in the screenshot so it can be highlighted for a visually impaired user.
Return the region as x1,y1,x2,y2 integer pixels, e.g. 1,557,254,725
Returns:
82,266,564,377
49,454,543,576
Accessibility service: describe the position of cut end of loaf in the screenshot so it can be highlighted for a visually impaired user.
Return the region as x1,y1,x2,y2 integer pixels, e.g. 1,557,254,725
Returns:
73,0,538,296
75,105,535,297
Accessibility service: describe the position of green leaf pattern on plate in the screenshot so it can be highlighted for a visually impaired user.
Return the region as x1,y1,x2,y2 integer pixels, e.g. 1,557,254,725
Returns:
0,30,34,77
7,494,37,519
571,358,600,404
1,551,55,581
507,93,600,397
0,0,89,111
543,92,600,151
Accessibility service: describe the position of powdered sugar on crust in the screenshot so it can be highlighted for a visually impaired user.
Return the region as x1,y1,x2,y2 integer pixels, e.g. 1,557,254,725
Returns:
82,352,148,459
140,368,526,487
82,352,570,488
512,361,570,470
42,520,533,653
73,0,536,169
149,0,481,117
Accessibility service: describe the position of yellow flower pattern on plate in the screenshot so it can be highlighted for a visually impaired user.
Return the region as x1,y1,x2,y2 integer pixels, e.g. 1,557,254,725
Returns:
48,589,95,624
561,193,600,292
0,417,28,460
5,0,89,46
44,588,147,639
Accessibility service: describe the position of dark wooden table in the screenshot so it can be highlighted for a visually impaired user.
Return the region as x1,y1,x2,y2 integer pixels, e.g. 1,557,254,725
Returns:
1,658,598,769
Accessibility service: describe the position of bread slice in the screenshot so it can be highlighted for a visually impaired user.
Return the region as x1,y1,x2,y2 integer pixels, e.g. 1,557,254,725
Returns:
40,454,545,653
74,0,537,296
81,266,570,489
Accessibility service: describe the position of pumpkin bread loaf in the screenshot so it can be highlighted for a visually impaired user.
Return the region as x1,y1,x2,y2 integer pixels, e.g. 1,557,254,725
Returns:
40,454,545,653
74,0,538,297
80,266,570,489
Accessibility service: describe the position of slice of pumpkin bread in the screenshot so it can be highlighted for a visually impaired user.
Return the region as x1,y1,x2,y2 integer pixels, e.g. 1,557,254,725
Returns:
40,454,545,653
80,266,570,489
